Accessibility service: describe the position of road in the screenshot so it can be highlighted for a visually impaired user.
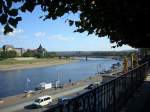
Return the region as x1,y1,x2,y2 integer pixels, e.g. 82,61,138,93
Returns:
0,75,102,112
0,85,88,112
15,87,88,112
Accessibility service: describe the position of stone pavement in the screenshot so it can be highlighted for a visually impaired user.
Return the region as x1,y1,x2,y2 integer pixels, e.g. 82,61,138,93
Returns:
120,74,150,112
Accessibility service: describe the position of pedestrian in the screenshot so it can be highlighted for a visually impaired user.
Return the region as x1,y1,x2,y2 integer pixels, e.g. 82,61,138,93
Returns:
69,78,71,84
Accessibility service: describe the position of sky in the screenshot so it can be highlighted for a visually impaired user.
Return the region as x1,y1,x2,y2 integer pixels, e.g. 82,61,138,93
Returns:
0,7,135,52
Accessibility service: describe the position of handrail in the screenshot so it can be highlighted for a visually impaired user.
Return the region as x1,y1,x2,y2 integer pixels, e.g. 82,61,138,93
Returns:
45,61,149,112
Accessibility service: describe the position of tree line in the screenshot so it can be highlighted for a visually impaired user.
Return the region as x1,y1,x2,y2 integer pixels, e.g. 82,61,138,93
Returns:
91,51,136,57
22,50,57,58
0,50,57,60
0,49,137,60
0,50,17,59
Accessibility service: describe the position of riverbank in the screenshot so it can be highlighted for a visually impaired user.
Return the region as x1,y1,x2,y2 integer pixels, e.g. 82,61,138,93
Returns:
0,58,74,71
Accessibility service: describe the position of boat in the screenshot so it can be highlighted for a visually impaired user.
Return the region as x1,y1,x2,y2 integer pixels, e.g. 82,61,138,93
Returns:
111,62,121,69
105,69,113,74
100,69,107,74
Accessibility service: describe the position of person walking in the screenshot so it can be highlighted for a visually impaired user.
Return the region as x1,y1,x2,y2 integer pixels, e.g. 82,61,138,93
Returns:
69,78,71,84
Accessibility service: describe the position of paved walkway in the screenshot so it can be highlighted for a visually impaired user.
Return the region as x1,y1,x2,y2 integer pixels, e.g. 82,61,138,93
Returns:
120,74,150,112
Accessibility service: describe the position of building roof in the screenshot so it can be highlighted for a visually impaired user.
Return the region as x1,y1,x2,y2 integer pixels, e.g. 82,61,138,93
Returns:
3,44,14,49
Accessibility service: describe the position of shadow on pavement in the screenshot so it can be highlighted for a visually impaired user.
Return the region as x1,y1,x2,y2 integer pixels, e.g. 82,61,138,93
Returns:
24,104,39,109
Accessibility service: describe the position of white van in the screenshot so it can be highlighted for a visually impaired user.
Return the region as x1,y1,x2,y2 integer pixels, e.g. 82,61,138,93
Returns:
33,95,52,107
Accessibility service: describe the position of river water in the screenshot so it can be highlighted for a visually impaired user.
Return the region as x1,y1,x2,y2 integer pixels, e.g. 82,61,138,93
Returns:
0,58,121,98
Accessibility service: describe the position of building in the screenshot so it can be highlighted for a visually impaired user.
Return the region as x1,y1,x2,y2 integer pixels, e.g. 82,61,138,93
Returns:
27,44,47,57
36,44,47,57
1,44,46,57
31,44,47,57
1,45,26,56
2,45,14,51
14,48,26,56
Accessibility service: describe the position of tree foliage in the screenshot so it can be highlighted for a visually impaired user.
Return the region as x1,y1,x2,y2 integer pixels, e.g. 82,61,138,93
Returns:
22,50,34,57
0,0,150,47
0,50,17,58
140,48,150,57
92,51,136,57
45,52,57,58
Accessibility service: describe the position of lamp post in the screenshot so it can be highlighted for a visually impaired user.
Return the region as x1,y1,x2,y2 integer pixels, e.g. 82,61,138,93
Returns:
131,53,134,69
123,56,128,73
26,78,30,92
97,64,101,74
133,54,139,67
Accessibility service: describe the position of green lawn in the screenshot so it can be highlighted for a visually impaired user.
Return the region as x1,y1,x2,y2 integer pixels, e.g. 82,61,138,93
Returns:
0,58,70,65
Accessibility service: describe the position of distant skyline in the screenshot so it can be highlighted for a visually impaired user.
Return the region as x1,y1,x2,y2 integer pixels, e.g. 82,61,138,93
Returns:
0,7,135,52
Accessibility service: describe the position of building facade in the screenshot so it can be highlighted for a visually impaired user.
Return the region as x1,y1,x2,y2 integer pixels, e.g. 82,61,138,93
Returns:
2,45,25,56
14,48,26,56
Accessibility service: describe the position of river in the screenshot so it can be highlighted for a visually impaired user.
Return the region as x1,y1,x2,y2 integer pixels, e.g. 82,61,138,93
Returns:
0,58,121,98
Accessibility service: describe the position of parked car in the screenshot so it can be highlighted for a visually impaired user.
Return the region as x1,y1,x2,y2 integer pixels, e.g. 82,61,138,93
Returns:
32,95,52,107
85,82,100,89
57,96,72,105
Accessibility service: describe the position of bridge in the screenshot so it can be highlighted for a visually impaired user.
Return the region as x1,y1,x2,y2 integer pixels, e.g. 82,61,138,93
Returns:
45,57,150,112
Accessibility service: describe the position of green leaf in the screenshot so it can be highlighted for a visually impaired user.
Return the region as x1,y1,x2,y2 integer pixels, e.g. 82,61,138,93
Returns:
75,28,85,33
16,17,22,21
68,20,74,26
0,4,2,14
4,24,13,35
0,14,8,25
8,16,22,28
52,16,57,20
75,21,80,27
9,9,18,16
20,5,26,12
26,2,36,12
8,17,17,28
6,0,13,8
20,2,36,12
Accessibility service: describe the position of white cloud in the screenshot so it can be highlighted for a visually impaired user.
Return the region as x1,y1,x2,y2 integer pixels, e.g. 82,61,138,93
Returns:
48,34,74,41
34,32,46,37
8,29,24,36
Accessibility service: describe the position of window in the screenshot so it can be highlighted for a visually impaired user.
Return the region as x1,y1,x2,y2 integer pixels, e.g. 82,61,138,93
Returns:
44,97,50,101
35,99,41,103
